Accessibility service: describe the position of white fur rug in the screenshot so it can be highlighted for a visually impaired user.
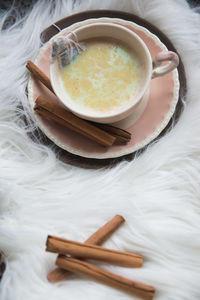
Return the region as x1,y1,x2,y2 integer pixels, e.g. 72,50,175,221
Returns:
0,1,200,299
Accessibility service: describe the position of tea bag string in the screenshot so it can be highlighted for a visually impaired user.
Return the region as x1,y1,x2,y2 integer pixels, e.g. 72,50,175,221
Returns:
41,23,85,54
40,23,62,46
52,23,85,52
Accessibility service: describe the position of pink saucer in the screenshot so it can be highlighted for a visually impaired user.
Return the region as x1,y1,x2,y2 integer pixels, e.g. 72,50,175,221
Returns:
28,18,179,159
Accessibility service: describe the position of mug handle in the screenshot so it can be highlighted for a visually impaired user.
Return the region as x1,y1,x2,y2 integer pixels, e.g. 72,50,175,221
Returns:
152,51,179,79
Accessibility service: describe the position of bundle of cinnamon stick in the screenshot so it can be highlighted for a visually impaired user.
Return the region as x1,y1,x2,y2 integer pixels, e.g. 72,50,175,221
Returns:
46,215,155,300
26,61,131,147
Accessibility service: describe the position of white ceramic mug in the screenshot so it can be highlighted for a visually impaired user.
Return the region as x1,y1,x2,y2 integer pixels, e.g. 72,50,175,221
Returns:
50,23,179,124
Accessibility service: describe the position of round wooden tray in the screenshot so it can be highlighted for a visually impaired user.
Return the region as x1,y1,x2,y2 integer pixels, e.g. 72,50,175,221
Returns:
34,10,186,169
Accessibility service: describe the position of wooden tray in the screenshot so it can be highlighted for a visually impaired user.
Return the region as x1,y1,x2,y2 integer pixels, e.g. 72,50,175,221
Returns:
33,10,186,169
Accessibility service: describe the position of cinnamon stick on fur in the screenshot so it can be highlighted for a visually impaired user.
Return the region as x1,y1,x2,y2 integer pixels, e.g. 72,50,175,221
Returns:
26,61,54,93
26,61,131,144
56,256,155,300
35,96,116,147
46,235,143,268
48,215,125,283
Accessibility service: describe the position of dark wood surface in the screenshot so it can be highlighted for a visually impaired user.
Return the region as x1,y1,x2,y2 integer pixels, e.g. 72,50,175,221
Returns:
36,10,187,169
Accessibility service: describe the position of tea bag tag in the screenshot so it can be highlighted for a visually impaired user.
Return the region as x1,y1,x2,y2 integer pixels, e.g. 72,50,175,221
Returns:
50,36,86,68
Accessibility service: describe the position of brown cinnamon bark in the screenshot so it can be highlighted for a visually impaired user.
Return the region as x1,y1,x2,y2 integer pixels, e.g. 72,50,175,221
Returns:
93,123,131,140
26,61,54,93
84,215,125,245
56,256,155,300
48,215,125,283
46,235,143,268
93,123,131,144
113,135,131,144
35,96,116,147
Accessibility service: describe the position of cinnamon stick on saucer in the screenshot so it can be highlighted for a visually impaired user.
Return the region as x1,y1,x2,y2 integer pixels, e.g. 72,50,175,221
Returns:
26,61,54,93
27,61,131,145
48,215,125,283
56,256,155,300
35,96,116,147
93,123,131,144
46,235,143,268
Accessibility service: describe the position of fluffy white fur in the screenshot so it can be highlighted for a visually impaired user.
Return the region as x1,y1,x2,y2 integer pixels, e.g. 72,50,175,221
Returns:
0,1,200,299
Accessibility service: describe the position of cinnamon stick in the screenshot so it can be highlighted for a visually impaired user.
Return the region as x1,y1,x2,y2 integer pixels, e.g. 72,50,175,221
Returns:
26,61,54,93
84,215,125,245
46,235,143,268
27,61,131,144
56,256,155,300
35,96,116,147
93,123,131,144
48,215,125,283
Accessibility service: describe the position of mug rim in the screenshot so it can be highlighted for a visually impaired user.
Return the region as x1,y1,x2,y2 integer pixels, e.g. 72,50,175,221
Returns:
50,22,152,123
